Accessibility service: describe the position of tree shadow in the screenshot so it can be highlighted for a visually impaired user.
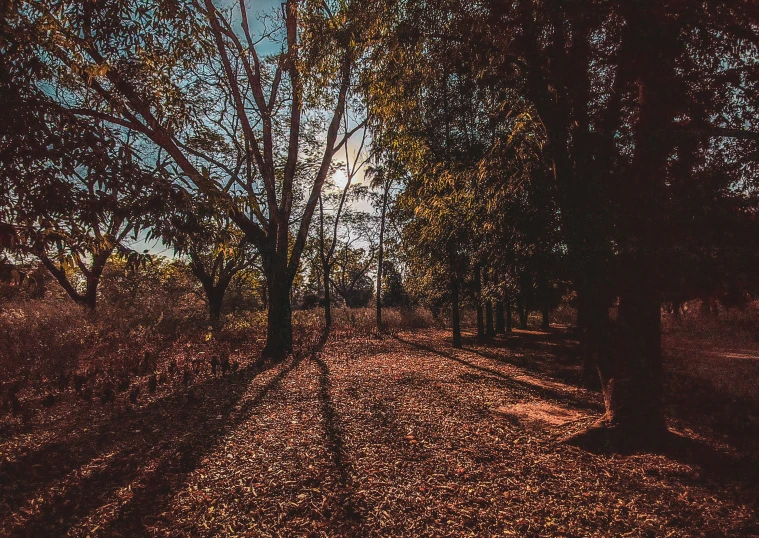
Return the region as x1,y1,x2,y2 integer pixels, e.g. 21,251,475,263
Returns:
393,335,603,415
565,424,759,501
461,330,585,387
311,328,366,534
398,333,759,505
0,349,309,537
665,368,759,454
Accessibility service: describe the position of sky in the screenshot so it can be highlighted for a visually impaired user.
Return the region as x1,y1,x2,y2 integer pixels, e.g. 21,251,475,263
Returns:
132,1,374,256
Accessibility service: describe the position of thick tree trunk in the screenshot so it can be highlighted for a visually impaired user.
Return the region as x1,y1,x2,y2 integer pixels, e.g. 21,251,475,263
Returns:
262,270,293,361
585,7,674,441
495,299,505,334
596,287,665,435
580,289,606,390
83,276,99,311
451,273,462,349
208,289,223,325
207,278,231,327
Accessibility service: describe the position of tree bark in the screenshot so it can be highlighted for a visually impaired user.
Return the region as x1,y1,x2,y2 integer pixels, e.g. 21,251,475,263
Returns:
541,304,550,330
376,181,390,332
506,298,512,332
580,288,606,390
596,287,665,435
517,295,528,329
451,272,462,349
495,299,505,334
39,249,107,311
208,288,224,325
475,266,484,339
484,269,494,337
261,267,293,361
323,260,332,331
589,6,677,438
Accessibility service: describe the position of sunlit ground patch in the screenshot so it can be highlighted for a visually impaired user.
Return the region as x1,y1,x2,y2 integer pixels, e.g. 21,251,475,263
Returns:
493,401,589,427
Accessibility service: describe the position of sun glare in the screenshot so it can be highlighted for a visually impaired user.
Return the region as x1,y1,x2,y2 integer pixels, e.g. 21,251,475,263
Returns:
332,169,350,189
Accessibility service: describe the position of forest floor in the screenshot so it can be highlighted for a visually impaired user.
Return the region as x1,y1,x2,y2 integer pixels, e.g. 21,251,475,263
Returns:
1,328,758,537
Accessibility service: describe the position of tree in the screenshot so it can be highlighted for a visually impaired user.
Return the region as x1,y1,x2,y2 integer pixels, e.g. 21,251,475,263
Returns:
367,152,405,330
327,211,377,308
1,118,159,310
152,193,259,326
6,0,380,360
316,126,369,330
382,0,759,441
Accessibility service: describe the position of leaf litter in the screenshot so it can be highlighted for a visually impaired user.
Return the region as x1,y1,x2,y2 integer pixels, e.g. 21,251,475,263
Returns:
1,328,757,537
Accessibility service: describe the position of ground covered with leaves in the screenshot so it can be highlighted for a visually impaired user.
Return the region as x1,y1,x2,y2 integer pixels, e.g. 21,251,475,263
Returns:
1,328,758,537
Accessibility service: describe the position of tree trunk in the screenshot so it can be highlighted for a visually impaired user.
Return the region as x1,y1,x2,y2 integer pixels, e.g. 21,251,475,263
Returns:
208,276,232,328
495,299,505,334
83,275,98,311
376,182,389,332
375,252,383,330
541,304,550,330
40,252,103,311
484,270,494,337
475,266,484,339
262,269,293,361
580,289,606,390
517,295,528,329
323,260,332,331
208,288,224,326
596,287,665,435
506,299,512,332
586,7,675,440
451,272,462,349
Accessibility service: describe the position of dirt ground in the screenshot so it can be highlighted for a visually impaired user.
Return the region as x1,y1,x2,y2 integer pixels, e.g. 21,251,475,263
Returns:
1,328,758,537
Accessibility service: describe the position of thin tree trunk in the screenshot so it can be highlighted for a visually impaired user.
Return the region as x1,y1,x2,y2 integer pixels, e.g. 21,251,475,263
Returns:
495,299,505,334
323,260,332,330
40,251,105,311
484,269,494,337
506,298,512,332
376,182,389,331
517,294,528,329
475,265,484,339
451,272,462,349
541,304,550,330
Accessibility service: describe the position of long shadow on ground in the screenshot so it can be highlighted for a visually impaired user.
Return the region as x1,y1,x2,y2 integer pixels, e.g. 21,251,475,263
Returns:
462,330,584,386
397,332,759,504
393,334,603,415
313,351,366,535
0,347,314,537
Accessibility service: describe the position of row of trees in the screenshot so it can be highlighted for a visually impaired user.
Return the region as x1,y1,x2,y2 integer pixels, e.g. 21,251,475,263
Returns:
364,0,759,439
4,0,759,443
